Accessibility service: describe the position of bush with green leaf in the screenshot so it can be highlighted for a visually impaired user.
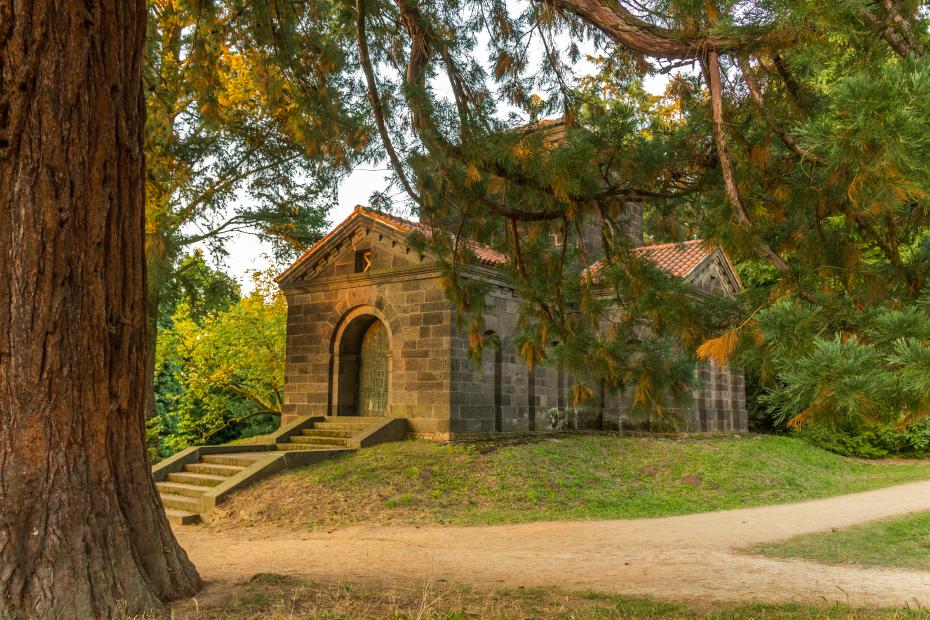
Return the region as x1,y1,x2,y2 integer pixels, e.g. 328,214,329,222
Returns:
152,269,286,457
742,301,930,457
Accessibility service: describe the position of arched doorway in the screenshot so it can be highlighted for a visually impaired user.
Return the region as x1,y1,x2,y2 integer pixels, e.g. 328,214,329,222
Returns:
332,312,391,416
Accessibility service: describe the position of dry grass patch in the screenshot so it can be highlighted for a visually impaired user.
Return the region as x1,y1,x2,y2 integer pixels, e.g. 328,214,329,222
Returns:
164,574,929,619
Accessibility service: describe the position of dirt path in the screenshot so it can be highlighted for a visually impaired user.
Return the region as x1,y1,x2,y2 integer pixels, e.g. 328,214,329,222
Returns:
175,479,930,607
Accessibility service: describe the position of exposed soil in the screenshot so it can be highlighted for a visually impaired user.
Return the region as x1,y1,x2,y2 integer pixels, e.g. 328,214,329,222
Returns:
175,479,930,608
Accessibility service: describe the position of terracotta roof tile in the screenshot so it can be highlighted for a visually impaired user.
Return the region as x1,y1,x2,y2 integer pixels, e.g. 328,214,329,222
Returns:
363,208,508,267
279,207,737,288
583,239,735,283
633,239,710,277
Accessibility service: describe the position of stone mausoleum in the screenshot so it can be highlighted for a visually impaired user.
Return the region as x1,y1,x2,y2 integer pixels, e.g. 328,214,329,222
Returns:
276,205,748,440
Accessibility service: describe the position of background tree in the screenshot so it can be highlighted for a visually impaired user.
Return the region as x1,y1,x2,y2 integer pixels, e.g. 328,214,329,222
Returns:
0,1,201,616
143,0,367,417
152,270,286,455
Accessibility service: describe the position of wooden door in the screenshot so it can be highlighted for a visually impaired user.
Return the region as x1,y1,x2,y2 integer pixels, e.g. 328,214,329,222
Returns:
357,321,389,416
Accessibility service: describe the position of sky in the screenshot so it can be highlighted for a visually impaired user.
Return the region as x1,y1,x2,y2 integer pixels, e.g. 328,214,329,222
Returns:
204,165,392,292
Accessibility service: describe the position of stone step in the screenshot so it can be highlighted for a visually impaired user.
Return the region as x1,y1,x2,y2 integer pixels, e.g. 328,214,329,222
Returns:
315,422,371,432
166,471,228,487
164,509,200,526
156,481,209,498
160,493,202,513
323,416,382,423
274,443,335,451
301,428,354,438
288,435,349,447
183,462,244,477
319,417,371,424
201,453,265,468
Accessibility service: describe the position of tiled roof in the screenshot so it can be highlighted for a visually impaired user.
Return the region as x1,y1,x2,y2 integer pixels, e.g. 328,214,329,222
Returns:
633,239,710,277
364,207,509,267
276,206,507,282
278,207,738,287
583,239,736,282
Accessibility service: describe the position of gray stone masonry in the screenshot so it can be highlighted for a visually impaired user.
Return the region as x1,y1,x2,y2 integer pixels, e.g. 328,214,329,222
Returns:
279,208,748,439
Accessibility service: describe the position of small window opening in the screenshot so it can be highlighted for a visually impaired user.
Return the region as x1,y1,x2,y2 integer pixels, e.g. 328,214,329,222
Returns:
355,250,372,273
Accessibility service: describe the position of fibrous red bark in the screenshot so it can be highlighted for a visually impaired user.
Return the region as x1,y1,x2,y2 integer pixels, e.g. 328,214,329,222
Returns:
0,1,202,618
547,0,750,59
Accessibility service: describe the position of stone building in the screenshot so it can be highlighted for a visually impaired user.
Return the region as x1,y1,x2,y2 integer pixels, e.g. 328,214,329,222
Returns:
276,205,747,440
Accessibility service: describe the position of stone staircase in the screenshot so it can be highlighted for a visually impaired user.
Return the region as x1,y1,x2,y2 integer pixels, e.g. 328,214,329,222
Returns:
154,416,407,525
274,417,380,451
157,452,269,525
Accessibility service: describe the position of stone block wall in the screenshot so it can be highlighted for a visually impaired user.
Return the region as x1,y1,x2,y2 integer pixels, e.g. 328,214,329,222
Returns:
449,283,563,436
282,267,457,439
594,360,747,432
683,360,748,431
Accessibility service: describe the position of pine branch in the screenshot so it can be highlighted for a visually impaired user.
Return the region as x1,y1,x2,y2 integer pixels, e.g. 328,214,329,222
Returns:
545,0,767,59
859,6,922,59
702,50,791,275
738,57,822,166
355,0,422,204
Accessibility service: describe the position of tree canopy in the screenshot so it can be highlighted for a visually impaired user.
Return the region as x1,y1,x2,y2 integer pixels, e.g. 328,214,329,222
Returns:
152,267,286,455
227,1,930,432
142,0,371,416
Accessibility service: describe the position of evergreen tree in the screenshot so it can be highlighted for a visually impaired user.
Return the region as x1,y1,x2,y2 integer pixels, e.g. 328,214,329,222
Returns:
229,2,930,429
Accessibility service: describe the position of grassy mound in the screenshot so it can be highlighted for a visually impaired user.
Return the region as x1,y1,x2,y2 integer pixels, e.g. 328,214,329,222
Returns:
210,434,930,530
751,510,930,571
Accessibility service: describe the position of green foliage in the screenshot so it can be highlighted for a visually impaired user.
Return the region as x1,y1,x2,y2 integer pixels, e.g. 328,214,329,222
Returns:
158,250,240,325
734,299,930,456
796,419,930,459
142,0,365,417
151,265,285,457
236,0,930,422
145,0,358,267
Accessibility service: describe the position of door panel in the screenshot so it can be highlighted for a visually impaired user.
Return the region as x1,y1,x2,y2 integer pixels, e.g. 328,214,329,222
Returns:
357,321,388,416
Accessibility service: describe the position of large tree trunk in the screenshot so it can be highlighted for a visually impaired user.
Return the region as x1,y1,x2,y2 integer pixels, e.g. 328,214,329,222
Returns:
0,1,202,618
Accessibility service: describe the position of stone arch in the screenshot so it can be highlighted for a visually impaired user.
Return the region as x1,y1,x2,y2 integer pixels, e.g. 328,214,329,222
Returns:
329,305,395,416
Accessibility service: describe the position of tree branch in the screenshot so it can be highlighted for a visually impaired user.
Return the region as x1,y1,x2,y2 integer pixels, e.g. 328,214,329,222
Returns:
545,0,760,59
738,57,822,165
356,0,423,204
702,50,791,274
859,6,920,58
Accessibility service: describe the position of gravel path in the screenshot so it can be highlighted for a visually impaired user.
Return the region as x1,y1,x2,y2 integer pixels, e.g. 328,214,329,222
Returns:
175,479,930,607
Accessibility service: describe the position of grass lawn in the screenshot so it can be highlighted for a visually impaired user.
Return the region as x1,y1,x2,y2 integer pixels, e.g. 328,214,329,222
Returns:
750,510,930,572
167,573,928,619
209,433,930,530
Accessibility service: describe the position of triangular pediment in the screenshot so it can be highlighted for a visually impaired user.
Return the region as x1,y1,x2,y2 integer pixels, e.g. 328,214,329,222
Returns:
277,209,424,286
683,249,743,297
